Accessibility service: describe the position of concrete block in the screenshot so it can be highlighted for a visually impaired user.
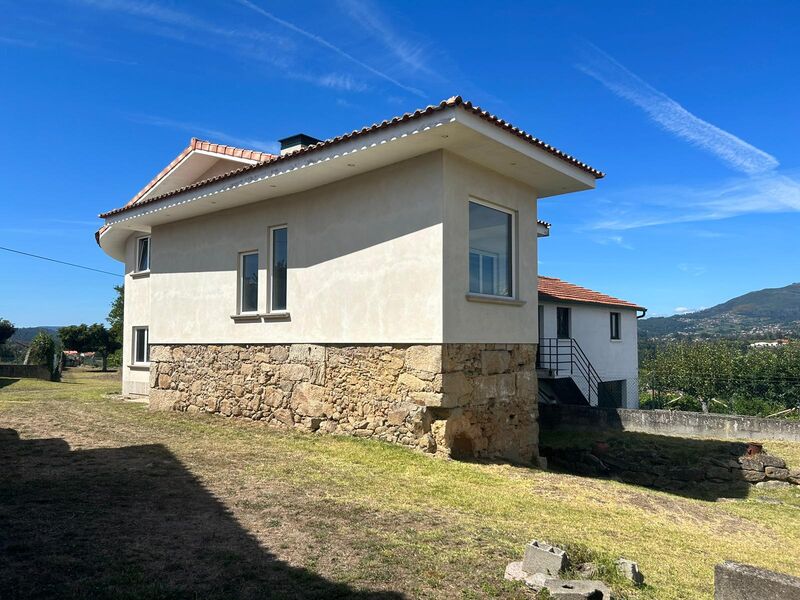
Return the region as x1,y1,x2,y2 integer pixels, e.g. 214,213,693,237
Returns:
616,558,645,585
542,578,610,599
715,561,800,600
522,540,569,576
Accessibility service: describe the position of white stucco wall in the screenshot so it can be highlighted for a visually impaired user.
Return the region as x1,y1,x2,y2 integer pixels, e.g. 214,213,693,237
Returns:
539,301,640,407
442,152,539,343
141,152,445,345
122,235,151,396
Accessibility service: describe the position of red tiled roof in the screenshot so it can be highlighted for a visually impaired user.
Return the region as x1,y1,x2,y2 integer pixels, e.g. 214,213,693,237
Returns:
121,138,275,211
98,96,603,219
538,276,645,311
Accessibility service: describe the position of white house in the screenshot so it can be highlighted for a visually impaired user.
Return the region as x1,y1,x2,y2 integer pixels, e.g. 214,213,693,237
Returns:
537,274,645,408
96,96,604,464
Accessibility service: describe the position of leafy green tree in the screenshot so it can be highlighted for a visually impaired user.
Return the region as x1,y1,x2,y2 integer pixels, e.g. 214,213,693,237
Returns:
0,319,16,345
29,331,56,378
107,285,124,346
59,323,121,372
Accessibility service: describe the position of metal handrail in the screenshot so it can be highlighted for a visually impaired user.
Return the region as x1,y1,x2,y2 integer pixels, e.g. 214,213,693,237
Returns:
537,337,603,405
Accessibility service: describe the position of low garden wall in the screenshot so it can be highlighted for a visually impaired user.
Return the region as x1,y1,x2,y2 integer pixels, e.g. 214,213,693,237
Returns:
0,364,52,380
539,403,800,443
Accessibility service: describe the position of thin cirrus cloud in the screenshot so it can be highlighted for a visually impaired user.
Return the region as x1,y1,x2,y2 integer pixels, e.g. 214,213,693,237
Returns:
577,43,800,230
127,115,280,154
577,42,779,175
235,0,425,97
589,170,800,230
72,0,371,94
338,0,435,77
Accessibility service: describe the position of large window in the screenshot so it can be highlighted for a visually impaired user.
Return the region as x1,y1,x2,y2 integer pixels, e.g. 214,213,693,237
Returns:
270,226,288,311
610,311,621,340
239,251,259,314
133,327,149,364
136,236,150,272
557,307,571,339
468,200,513,297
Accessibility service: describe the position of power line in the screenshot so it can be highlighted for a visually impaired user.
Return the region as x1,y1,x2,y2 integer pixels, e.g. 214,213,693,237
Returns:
0,246,122,278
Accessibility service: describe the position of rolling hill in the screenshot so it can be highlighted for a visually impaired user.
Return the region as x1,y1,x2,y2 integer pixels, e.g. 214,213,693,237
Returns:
639,282,800,339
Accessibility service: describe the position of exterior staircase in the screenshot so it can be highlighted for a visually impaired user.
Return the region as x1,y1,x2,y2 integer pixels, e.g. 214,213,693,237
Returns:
537,337,602,406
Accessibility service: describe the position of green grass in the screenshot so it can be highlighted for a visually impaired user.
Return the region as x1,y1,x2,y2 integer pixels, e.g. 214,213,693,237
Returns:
2,370,800,599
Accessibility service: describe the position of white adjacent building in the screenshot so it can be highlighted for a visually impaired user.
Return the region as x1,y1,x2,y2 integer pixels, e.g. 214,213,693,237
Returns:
536,273,645,408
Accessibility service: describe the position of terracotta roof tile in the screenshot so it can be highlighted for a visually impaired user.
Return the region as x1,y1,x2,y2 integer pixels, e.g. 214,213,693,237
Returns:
99,96,603,219
118,138,275,213
538,276,645,311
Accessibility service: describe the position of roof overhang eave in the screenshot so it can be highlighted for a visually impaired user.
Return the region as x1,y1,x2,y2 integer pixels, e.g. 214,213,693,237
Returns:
99,105,599,261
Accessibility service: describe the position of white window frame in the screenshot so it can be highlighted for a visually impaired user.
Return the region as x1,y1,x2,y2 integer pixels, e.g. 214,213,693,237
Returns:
610,311,622,341
238,250,260,315
135,235,151,273
467,197,517,299
268,225,288,314
132,326,149,365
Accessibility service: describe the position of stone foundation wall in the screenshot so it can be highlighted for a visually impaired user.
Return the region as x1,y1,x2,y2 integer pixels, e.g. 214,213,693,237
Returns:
149,343,538,463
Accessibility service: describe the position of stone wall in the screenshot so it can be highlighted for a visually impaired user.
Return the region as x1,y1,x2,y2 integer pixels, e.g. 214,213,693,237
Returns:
715,562,800,600
539,403,800,443
148,343,538,464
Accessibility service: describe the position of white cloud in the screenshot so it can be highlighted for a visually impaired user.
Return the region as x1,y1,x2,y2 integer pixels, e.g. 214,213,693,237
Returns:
677,263,707,277
588,171,800,230
594,234,634,250
235,0,425,97
72,0,375,94
128,115,279,154
338,0,434,76
576,43,779,175
673,306,704,315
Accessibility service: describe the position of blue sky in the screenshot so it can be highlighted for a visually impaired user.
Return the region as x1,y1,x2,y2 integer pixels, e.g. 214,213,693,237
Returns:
2,1,799,326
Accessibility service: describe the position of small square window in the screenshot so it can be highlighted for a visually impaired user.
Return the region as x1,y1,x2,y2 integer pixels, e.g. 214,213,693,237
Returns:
610,312,621,340
136,236,150,272
133,327,149,364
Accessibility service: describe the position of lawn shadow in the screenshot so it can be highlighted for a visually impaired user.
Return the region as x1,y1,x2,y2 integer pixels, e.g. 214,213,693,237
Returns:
0,428,404,599
0,378,20,389
538,427,754,501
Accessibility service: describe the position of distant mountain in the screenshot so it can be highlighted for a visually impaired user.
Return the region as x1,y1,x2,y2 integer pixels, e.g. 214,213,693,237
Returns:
639,283,800,339
9,326,61,345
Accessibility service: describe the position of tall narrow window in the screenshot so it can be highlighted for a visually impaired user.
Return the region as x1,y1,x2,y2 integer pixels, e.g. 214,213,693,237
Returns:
136,236,150,272
271,226,288,311
557,307,571,339
239,252,259,314
133,327,149,364
610,312,621,340
468,200,513,297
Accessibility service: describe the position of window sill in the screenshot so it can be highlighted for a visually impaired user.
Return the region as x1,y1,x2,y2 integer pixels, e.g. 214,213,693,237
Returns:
130,270,150,279
128,363,150,370
611,339,623,343
263,311,291,321
465,293,526,306
230,313,262,323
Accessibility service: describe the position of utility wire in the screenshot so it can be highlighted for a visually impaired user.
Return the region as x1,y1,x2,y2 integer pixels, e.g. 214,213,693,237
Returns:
0,246,122,278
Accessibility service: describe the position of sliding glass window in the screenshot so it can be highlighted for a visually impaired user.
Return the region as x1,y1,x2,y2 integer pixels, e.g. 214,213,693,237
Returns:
468,200,514,297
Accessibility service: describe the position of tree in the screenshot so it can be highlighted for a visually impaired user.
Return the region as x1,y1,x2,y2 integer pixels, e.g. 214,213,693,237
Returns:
0,319,16,345
59,323,121,372
107,285,124,345
29,332,56,378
